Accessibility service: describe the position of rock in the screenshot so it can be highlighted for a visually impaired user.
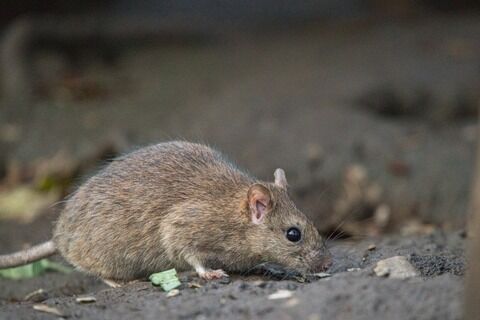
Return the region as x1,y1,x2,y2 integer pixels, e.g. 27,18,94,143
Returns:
373,256,419,279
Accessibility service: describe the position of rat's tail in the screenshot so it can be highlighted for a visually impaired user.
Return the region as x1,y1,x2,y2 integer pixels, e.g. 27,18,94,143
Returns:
0,240,57,268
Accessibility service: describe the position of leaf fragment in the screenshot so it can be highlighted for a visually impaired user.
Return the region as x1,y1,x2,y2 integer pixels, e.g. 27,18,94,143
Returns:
0,259,72,280
149,268,181,292
33,304,64,317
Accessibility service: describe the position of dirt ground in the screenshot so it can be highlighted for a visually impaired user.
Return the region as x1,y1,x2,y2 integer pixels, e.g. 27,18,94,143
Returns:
0,11,478,320
0,210,466,320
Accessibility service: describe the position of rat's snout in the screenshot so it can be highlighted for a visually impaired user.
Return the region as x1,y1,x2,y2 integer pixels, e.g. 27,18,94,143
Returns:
315,255,332,272
308,248,333,273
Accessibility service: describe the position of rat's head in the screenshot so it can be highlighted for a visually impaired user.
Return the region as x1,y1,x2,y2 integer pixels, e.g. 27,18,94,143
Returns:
244,168,332,274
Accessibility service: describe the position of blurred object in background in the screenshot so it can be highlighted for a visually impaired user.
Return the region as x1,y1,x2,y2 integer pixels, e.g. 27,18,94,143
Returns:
0,0,479,238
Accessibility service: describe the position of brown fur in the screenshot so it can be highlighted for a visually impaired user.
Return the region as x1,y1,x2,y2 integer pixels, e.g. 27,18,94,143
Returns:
50,141,330,280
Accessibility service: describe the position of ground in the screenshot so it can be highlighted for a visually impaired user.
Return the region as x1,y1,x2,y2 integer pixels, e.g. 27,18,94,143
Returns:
0,11,478,320
0,214,465,319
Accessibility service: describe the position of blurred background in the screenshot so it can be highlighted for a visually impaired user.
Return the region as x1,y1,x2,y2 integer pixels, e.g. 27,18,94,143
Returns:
1,0,480,242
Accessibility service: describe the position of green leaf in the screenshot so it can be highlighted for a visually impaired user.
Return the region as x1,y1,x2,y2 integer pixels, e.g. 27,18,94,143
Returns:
149,268,181,291
0,259,72,280
40,259,73,274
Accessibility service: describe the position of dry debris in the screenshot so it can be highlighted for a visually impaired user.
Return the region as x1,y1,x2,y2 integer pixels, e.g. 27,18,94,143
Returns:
188,282,202,289
76,296,97,303
33,304,65,317
24,289,48,302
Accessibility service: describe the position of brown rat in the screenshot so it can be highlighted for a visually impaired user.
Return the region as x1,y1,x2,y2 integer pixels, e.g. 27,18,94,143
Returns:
0,141,331,281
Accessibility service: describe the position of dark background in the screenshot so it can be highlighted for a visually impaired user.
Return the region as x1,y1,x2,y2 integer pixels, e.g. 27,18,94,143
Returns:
1,0,479,234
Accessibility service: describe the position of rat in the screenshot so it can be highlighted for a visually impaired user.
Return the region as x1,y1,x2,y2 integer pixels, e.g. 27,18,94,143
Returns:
0,141,332,282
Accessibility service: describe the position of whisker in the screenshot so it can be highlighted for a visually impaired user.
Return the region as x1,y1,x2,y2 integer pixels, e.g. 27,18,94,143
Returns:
332,229,348,240
325,200,369,242
326,217,348,242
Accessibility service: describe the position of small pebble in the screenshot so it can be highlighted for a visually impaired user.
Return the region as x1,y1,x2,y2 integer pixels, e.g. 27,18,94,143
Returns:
76,296,96,303
367,244,377,251
374,256,419,279
166,289,180,298
311,272,331,278
347,268,361,272
268,290,293,300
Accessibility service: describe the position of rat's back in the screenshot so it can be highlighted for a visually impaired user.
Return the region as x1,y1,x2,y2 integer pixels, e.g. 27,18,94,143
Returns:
53,141,253,280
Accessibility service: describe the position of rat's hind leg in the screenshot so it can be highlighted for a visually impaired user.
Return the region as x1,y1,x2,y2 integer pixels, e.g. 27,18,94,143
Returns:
185,256,229,280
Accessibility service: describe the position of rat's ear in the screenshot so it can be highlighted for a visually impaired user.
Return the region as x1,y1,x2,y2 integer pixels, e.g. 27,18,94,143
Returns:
247,184,273,224
274,168,288,189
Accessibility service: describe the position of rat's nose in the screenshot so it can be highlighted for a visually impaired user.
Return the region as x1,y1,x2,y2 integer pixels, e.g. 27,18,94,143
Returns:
314,256,332,272
321,257,333,271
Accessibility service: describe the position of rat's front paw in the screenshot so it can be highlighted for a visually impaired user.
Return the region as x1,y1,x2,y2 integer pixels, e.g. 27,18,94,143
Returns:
198,269,229,280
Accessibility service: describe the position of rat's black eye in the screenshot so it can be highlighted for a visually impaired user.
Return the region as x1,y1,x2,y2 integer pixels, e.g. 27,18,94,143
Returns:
286,227,301,242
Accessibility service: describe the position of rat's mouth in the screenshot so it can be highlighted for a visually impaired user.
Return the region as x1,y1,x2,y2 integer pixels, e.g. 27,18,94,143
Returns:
244,259,333,281
245,262,304,280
